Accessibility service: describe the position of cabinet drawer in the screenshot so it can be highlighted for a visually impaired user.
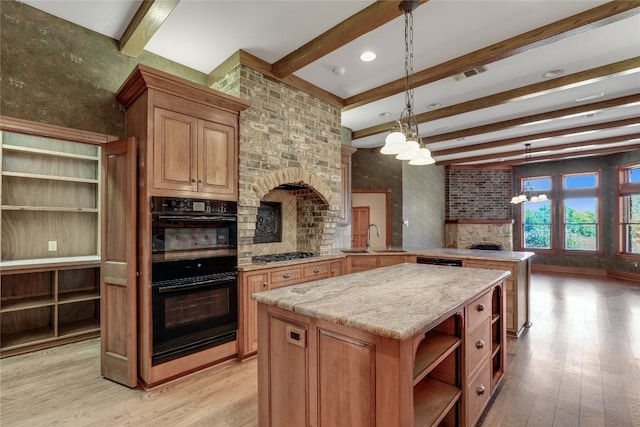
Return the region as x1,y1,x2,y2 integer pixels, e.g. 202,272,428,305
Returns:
467,317,491,375
270,267,302,288
467,290,492,327
303,263,329,281
467,358,492,427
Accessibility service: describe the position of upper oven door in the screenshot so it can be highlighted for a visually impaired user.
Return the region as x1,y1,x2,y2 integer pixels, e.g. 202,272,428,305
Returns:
152,214,237,261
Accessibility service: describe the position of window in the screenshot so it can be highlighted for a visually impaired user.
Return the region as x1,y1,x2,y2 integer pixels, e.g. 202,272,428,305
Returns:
619,164,640,256
521,176,552,250
561,172,599,252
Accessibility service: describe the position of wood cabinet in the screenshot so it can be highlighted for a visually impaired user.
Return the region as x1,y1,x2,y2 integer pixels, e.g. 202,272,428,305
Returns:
1,261,100,357
238,258,344,358
103,65,250,387
0,116,109,357
153,108,237,197
347,253,414,273
257,272,506,427
465,287,505,426
463,258,530,337
338,145,356,225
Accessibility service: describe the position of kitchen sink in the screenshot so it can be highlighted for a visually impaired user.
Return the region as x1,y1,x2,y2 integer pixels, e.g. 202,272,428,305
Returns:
373,249,407,253
340,249,369,253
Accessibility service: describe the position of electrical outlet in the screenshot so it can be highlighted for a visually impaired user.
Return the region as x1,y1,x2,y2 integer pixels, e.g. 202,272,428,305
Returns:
48,241,57,251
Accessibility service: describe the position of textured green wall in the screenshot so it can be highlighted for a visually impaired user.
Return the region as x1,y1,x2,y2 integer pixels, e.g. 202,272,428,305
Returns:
1,0,207,137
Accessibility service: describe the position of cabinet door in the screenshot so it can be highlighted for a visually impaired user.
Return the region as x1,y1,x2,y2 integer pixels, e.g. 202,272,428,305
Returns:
199,120,237,198
153,108,197,192
101,137,138,387
329,260,344,277
242,272,268,357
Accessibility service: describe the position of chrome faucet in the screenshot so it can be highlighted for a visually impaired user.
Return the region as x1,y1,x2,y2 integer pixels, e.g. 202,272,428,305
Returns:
365,224,380,252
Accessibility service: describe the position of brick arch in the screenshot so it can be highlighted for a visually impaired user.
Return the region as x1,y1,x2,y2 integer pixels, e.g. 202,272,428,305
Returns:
252,167,335,207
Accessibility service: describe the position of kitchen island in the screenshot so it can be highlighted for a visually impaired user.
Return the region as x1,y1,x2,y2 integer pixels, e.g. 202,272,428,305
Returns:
253,262,510,426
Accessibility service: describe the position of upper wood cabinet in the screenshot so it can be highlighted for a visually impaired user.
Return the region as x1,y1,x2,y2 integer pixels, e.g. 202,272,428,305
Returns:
116,65,250,201
338,145,356,225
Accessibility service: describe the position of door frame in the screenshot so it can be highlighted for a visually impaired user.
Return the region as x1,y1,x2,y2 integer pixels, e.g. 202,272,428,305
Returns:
352,188,392,247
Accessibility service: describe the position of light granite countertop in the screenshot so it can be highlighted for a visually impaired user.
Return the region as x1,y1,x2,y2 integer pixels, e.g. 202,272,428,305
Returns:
252,262,510,341
238,247,533,271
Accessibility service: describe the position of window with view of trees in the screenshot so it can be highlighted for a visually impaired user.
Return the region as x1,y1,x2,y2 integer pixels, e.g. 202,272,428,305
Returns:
619,164,640,256
562,173,599,252
522,176,552,250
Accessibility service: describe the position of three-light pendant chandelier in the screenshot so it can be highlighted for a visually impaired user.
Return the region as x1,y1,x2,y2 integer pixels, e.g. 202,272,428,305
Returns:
380,0,435,166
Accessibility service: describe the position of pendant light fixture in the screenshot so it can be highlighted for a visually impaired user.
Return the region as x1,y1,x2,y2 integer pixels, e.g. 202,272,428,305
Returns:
510,143,549,204
380,1,435,166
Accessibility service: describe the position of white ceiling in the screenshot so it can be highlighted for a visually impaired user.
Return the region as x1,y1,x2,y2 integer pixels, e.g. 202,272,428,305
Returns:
21,0,640,166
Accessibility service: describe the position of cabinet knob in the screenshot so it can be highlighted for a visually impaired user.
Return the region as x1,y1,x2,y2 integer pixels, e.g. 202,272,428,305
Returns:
191,179,196,183
262,282,268,288
198,179,202,183
476,385,486,395
283,273,291,279
477,303,485,312
476,340,485,349
313,268,320,273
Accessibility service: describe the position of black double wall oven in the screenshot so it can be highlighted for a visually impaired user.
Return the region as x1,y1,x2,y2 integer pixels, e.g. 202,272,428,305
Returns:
151,197,238,365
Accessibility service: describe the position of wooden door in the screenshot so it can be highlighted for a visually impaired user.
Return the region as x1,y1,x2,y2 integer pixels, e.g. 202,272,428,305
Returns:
101,137,138,387
153,107,198,192
199,120,237,199
352,206,370,248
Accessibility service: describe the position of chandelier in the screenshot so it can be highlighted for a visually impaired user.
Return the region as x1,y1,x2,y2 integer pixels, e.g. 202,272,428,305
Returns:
380,1,434,166
510,143,549,204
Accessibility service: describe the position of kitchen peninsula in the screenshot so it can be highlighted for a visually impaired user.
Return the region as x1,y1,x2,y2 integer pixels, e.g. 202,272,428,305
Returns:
254,263,510,427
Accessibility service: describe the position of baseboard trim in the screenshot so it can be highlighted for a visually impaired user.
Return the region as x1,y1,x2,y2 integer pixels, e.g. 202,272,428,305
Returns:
532,263,640,283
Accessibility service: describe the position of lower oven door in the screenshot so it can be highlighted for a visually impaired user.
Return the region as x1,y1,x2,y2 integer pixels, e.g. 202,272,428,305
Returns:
152,276,237,365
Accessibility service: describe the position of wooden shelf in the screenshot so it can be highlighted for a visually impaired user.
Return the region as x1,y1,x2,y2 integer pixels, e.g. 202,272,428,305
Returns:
1,205,98,213
2,171,98,184
59,318,100,337
1,326,56,349
58,290,100,304
1,144,99,161
413,331,461,385
413,378,462,427
0,295,55,312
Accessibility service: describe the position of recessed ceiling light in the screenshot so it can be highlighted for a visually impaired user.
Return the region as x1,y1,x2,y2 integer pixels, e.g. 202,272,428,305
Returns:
575,93,604,102
542,69,564,78
360,51,376,62
379,112,391,117
427,103,441,109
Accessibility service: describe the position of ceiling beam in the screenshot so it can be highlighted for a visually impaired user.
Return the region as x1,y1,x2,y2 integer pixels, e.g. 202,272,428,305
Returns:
271,1,429,78
119,0,180,57
472,144,640,168
436,133,640,166
353,57,640,140
420,93,640,146
344,1,640,111
431,117,640,157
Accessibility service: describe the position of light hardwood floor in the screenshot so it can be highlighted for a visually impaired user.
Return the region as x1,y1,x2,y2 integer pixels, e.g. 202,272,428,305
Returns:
1,272,639,426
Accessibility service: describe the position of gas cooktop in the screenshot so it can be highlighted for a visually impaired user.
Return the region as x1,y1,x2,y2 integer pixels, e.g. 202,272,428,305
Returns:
252,252,316,264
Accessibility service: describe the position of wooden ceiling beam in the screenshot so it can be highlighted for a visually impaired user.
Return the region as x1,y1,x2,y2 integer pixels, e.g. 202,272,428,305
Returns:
431,116,640,157
470,144,640,169
344,1,640,111
119,0,180,57
436,133,640,166
271,1,429,78
353,58,640,140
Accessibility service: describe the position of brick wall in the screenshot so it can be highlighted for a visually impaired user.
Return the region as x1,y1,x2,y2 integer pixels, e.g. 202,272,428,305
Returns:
213,66,342,265
446,169,513,220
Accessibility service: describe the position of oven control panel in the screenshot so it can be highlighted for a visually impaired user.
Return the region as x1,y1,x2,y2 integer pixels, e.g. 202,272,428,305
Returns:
152,197,237,215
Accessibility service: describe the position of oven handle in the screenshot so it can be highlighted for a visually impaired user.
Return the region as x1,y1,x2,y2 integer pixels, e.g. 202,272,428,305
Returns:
155,279,235,293
156,215,236,221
